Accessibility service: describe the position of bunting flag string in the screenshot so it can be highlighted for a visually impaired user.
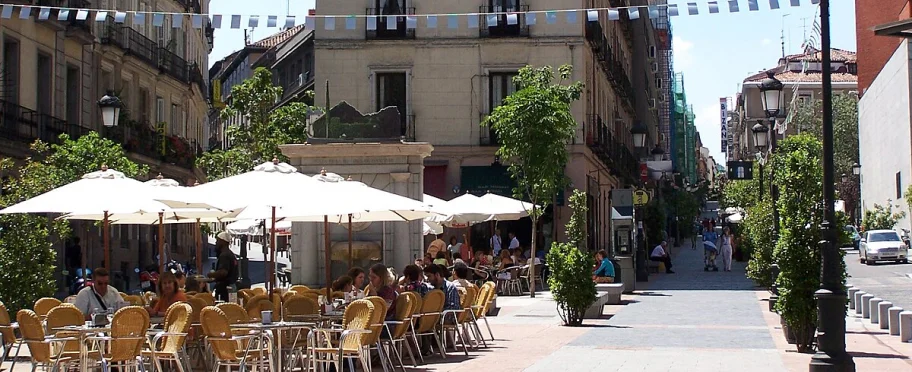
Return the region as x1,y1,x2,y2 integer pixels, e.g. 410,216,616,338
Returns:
0,0,818,30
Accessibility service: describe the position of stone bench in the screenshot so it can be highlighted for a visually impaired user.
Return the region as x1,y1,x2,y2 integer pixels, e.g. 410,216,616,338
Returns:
900,311,912,342
584,283,625,319
647,260,662,273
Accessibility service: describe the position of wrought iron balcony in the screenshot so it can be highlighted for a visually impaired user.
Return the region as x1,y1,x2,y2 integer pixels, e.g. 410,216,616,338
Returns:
479,4,530,38
365,7,417,40
0,99,91,145
189,63,206,95
100,23,192,84
158,48,189,83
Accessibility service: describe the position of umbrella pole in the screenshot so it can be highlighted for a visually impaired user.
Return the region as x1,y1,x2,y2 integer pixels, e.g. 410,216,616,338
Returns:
195,219,202,276
81,223,87,282
347,214,353,269
158,212,164,274
103,212,110,269
324,216,331,298
270,207,277,293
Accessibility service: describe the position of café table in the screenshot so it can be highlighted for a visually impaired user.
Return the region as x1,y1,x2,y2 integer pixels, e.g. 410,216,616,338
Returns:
53,323,164,372
231,321,315,372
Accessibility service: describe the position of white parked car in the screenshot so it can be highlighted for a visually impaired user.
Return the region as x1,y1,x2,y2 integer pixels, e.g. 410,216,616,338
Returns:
860,230,909,265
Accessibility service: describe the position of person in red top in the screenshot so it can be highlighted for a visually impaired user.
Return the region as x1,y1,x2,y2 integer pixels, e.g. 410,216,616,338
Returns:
146,271,187,317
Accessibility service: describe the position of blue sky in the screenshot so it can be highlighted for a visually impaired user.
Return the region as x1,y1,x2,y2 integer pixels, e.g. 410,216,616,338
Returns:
210,1,857,163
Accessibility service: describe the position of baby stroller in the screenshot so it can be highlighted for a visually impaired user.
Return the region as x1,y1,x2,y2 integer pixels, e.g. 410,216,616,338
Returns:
703,241,719,272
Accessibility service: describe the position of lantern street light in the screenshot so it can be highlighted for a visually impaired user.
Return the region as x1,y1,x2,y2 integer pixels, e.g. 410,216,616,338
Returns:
759,71,785,118
841,173,848,184
651,144,665,162
852,163,861,176
98,91,123,128
631,121,648,148
752,121,769,152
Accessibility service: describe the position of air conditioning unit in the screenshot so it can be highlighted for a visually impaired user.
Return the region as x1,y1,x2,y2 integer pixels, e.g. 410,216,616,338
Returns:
647,45,657,59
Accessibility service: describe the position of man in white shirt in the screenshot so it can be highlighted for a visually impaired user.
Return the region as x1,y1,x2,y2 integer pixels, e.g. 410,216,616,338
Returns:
490,228,503,256
649,241,675,274
508,232,520,250
73,268,128,320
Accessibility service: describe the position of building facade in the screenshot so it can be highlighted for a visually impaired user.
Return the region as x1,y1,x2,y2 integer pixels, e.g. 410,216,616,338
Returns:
1,0,213,282
730,48,857,160
311,0,664,263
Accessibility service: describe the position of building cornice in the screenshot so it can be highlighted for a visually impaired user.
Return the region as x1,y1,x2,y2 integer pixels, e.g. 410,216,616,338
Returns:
314,36,585,49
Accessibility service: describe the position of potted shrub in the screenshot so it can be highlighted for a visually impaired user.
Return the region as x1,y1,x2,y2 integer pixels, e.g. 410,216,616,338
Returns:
547,190,596,326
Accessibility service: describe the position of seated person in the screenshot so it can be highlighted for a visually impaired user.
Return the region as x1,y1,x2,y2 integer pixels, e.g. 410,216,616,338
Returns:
452,252,465,265
400,264,431,296
432,251,449,266
498,249,514,269
174,270,186,291
73,268,128,320
452,263,475,289
332,276,354,293
592,250,615,283
146,271,188,317
423,264,461,311
650,241,675,274
184,275,204,293
512,248,527,265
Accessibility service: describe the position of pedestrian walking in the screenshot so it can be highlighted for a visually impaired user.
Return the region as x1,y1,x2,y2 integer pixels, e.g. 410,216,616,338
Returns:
720,226,734,272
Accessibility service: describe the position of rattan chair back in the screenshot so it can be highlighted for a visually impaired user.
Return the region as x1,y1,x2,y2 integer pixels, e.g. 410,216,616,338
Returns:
200,306,239,361
416,290,444,333
195,292,216,306
288,285,310,295
123,295,144,306
160,303,191,353
459,286,477,323
364,296,388,345
244,295,272,319
340,299,374,351
45,305,83,353
17,309,51,362
0,300,16,345
34,297,61,317
473,283,492,318
391,292,417,339
215,303,249,324
108,306,150,362
237,289,256,306
251,287,266,296
283,296,318,319
187,297,207,323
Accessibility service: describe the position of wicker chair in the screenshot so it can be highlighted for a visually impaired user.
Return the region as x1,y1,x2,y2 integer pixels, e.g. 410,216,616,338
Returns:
194,292,216,306
458,286,487,348
17,309,80,372
123,295,145,306
0,300,20,360
185,297,209,370
381,291,419,369
215,303,249,325
407,289,446,361
311,299,374,372
520,263,545,293
280,296,318,370
85,306,150,371
364,296,393,372
33,297,61,318
142,292,156,307
251,288,266,296
45,305,84,356
473,282,497,341
288,285,310,295
200,306,273,371
283,296,319,321
236,289,256,306
144,303,192,372
243,295,273,320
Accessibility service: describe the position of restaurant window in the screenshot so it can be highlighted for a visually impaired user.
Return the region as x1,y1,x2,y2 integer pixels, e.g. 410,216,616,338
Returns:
66,65,80,125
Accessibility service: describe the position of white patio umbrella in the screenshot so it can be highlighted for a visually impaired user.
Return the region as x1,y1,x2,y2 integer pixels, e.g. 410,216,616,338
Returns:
431,193,496,227
61,176,226,274
227,219,293,236
0,167,174,271
479,192,537,221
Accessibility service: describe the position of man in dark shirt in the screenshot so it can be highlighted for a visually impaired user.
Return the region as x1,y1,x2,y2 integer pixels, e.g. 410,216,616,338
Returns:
207,231,238,302
423,264,461,311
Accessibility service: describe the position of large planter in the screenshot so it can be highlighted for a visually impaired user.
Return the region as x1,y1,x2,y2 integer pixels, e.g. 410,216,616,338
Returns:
781,319,816,347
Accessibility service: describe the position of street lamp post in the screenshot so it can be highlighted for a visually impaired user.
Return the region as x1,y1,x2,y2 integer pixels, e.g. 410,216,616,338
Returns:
631,121,650,282
752,121,770,200
759,70,784,238
810,0,855,369
853,163,862,226
97,91,122,128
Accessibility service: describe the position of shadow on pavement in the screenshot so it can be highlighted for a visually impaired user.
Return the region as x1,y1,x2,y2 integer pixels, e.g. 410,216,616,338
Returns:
847,351,911,360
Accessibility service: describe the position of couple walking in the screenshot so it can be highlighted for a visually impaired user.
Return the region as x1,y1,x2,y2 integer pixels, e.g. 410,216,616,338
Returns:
702,226,735,272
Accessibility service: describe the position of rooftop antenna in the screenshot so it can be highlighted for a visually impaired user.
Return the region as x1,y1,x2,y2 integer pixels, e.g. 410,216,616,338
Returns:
243,29,250,46
781,14,790,58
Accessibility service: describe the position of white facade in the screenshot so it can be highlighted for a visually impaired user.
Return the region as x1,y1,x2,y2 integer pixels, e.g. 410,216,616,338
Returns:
859,39,912,230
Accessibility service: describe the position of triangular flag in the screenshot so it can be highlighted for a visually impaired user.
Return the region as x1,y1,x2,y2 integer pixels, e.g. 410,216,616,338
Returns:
267,15,277,28
608,9,620,21
406,16,417,29
285,15,296,28
0,5,12,20
134,12,145,26
546,11,556,24
668,4,680,16
687,3,699,15
729,0,740,12
790,0,801,6
628,7,640,20
507,13,518,25
345,16,355,30
366,16,377,30
526,12,536,25
39,7,51,20
115,12,127,23
708,2,719,13
447,15,457,29
587,10,598,22
386,16,397,30
764,0,774,10
468,14,479,28
426,15,437,28
487,13,497,26
175,14,185,28
211,14,222,29
94,11,107,22
19,6,31,19
324,16,335,30
230,15,241,29
648,6,660,19
566,10,577,23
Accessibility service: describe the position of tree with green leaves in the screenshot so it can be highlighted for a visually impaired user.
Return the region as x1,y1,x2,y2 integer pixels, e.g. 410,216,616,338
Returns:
546,189,596,326
862,202,906,231
788,92,859,176
197,67,314,180
482,65,583,298
0,132,148,313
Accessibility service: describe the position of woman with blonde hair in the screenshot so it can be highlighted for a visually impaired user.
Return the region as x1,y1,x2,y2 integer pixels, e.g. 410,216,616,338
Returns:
145,271,187,317
368,263,398,320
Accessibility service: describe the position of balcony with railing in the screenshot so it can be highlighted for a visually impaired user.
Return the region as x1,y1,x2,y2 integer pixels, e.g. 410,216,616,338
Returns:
479,4,531,38
584,114,639,179
103,120,201,169
189,63,206,94
100,23,194,84
585,18,635,110
365,7,417,40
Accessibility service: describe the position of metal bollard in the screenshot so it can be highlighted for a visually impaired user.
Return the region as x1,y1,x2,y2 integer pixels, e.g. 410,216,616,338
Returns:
848,287,860,309
869,298,883,323
878,301,893,330
861,294,875,318
854,291,867,315
900,311,912,342
889,307,904,336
